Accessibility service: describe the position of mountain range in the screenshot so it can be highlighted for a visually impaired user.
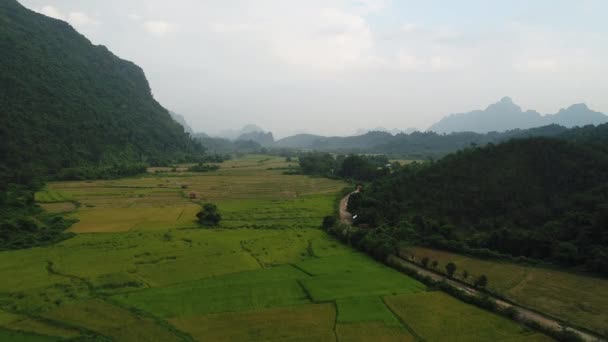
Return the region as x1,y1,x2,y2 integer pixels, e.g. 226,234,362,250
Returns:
428,97,608,133
0,0,203,185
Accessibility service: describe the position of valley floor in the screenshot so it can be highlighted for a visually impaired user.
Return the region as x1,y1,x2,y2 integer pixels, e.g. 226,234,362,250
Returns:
0,156,551,341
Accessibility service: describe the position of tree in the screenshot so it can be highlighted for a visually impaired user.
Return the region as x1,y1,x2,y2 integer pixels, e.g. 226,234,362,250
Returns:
421,257,429,268
445,262,457,278
462,270,469,281
197,203,221,227
474,274,488,289
322,216,337,230
431,260,439,270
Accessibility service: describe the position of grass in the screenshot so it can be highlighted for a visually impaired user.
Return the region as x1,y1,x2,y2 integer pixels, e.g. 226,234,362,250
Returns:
385,291,553,342
336,296,401,325
336,322,415,342
0,329,57,342
0,155,555,341
42,299,182,341
404,246,608,334
295,253,425,302
34,189,73,203
39,155,345,233
112,277,310,318
169,303,336,342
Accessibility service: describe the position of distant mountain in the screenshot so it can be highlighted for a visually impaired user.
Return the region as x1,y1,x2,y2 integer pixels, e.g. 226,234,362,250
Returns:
0,0,203,184
275,134,326,149
192,133,262,154
428,97,608,133
355,127,417,136
169,111,194,134
236,131,274,147
274,124,578,158
216,124,266,140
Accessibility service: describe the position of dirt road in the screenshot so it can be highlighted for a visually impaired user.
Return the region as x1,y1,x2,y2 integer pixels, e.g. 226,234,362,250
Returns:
339,193,605,342
339,191,358,225
387,255,604,341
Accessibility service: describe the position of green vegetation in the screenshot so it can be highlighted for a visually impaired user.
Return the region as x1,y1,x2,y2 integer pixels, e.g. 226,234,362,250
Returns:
336,296,401,325
0,185,76,250
169,304,336,342
196,203,221,226
187,163,220,173
404,246,608,335
299,153,390,181
385,291,552,341
0,156,549,341
349,137,608,275
0,0,205,186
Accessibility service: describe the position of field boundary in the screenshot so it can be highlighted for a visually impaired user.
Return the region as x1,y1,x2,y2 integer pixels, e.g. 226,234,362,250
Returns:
380,296,423,341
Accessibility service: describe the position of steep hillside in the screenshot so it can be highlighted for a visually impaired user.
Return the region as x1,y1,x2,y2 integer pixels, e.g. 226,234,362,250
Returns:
350,137,608,274
169,111,195,134
0,0,203,186
428,97,607,133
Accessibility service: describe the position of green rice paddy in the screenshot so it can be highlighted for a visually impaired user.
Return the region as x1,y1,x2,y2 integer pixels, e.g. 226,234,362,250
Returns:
0,155,552,341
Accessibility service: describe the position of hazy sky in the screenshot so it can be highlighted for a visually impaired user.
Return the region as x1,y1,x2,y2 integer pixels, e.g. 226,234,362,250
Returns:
19,0,608,137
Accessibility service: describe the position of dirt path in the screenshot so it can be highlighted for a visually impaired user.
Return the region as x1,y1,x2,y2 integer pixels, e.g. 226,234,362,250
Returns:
339,191,358,225
339,194,605,342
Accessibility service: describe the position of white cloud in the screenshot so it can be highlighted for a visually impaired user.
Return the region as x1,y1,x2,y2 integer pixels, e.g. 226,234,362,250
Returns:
514,58,559,72
127,14,142,21
396,52,455,72
38,5,64,20
208,22,258,33
68,12,98,28
355,0,391,13
36,6,98,30
270,8,378,71
143,20,176,36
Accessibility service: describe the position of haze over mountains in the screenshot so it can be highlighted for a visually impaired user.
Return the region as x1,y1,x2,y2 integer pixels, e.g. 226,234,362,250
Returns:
428,97,608,134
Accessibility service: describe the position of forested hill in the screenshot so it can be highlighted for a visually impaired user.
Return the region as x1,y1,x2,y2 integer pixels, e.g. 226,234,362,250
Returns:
274,125,570,157
0,0,204,186
349,136,608,275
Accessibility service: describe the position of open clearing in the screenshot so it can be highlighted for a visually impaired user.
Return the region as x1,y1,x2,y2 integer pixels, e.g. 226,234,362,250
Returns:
0,155,553,341
403,246,608,335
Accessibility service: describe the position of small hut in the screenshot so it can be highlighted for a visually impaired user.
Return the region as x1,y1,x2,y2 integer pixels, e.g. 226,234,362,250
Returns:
189,192,197,199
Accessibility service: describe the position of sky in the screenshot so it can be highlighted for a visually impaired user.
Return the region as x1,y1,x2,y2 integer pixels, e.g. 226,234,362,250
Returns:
19,0,608,137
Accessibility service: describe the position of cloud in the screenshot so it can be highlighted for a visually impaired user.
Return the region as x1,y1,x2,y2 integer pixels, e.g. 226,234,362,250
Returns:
208,22,258,34
514,58,559,72
270,8,378,71
127,14,142,21
68,12,98,28
354,0,391,13
36,6,98,29
38,5,64,20
143,20,176,36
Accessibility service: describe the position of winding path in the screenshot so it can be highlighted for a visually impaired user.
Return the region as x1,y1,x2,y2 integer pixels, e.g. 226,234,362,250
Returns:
339,194,605,342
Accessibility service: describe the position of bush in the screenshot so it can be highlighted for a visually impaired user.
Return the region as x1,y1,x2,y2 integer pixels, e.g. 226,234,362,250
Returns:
188,163,220,172
322,216,337,230
196,203,222,227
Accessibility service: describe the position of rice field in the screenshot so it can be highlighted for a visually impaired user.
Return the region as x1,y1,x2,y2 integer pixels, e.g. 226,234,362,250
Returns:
403,246,608,335
385,291,552,341
0,155,554,341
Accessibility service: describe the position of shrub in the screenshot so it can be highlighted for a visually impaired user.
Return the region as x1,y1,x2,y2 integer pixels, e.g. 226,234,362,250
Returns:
196,203,222,227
